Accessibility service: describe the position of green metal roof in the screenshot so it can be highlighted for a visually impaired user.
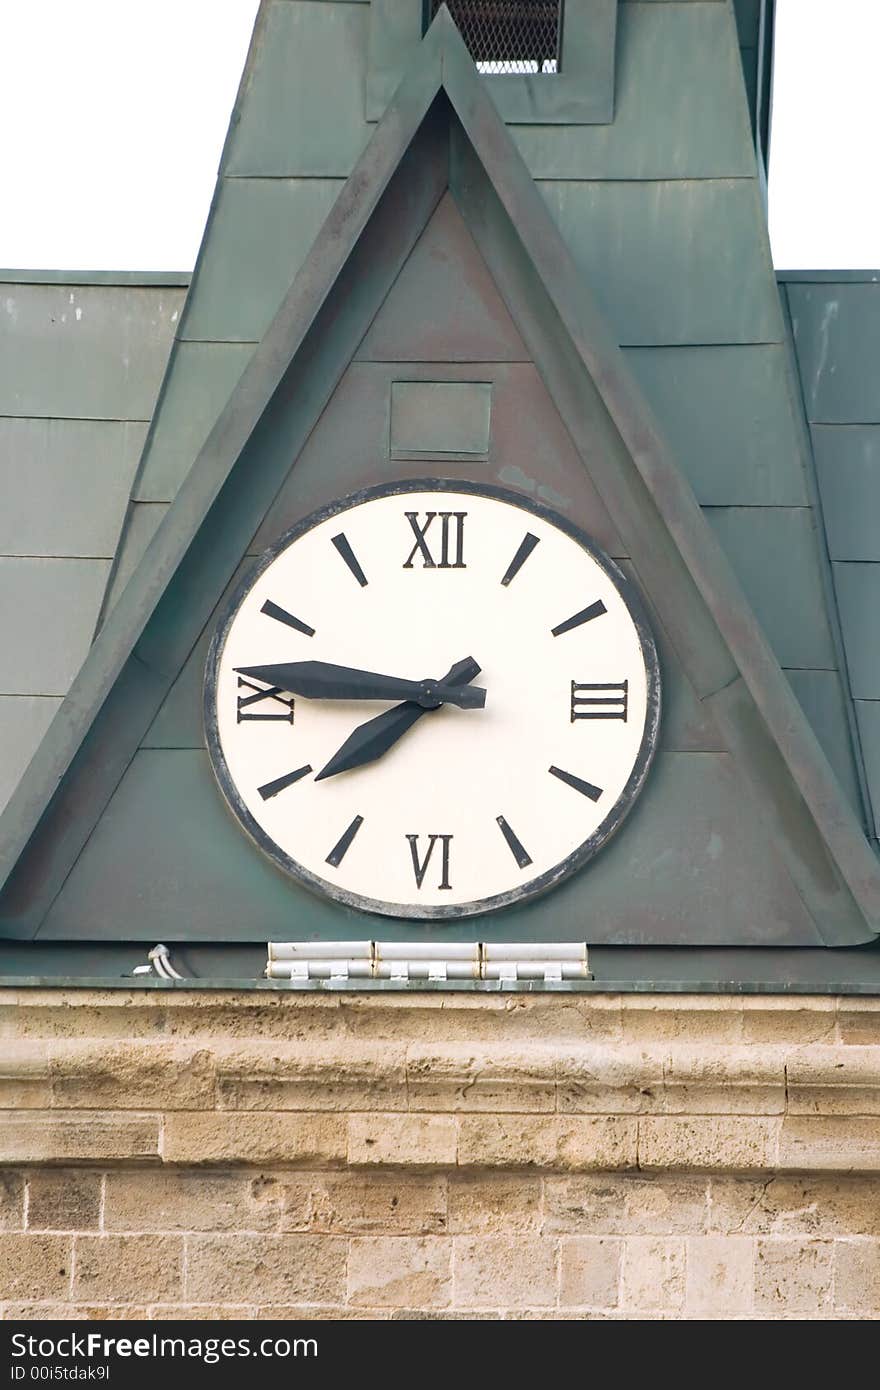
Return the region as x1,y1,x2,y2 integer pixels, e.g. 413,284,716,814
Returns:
1,2,878,985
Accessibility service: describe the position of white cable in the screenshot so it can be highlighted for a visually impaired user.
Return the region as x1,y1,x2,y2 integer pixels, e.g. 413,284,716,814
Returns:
147,944,184,980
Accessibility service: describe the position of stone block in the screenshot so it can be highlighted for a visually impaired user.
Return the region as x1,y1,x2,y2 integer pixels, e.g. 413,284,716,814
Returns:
0,1171,24,1230
186,1235,346,1305
406,1044,556,1113
49,1044,215,1110
27,1170,102,1230
778,1117,880,1171
556,1045,663,1115
72,1235,184,1304
685,1236,754,1315
619,996,744,1045
0,1234,72,1300
559,1237,622,1307
216,1041,407,1112
457,1115,637,1171
447,1174,542,1234
279,1172,447,1235
148,1306,256,1320
833,1239,880,1314
347,1236,452,1308
105,1170,283,1233
544,1174,709,1236
741,997,837,1045
162,1112,347,1165
837,1000,880,1045
620,1237,686,1312
348,1114,457,1167
786,1046,880,1115
1,1304,148,1320
0,1111,160,1163
453,1235,558,1310
638,1117,779,1171
0,1042,51,1108
753,1238,833,1313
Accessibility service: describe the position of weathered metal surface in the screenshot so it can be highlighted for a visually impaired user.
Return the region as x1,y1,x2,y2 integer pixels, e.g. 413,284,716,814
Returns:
142,563,253,751
513,1,753,179
537,177,783,346
8,940,880,992
249,359,624,559
855,701,880,840
812,425,880,561
0,92,450,938
704,506,837,670
389,380,492,457
100,503,168,621
2,12,877,951
369,0,617,125
0,697,59,815
786,669,863,819
132,342,254,503
180,178,342,344
787,283,880,423
0,284,182,420
0,418,144,557
832,563,880,701
0,558,110,697
225,0,372,177
782,272,880,872
442,40,877,938
36,747,817,946
356,192,529,362
626,345,808,506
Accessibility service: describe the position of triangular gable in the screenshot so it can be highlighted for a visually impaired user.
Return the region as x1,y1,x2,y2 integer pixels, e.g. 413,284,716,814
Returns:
1,10,877,946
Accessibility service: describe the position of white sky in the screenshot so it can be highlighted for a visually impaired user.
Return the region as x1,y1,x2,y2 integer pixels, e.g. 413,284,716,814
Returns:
0,0,877,272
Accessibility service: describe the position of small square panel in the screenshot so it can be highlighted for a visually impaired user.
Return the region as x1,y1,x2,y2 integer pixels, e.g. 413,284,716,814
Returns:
390,380,492,458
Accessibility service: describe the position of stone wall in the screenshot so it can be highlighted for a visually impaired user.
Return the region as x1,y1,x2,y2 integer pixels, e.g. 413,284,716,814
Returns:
1,989,879,1320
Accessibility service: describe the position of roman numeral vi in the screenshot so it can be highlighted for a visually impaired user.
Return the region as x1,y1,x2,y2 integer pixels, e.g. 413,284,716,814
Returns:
406,833,453,890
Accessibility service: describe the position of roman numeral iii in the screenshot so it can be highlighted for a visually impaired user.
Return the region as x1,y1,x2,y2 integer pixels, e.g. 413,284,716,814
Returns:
406,833,453,890
571,680,628,722
403,512,467,569
236,676,295,723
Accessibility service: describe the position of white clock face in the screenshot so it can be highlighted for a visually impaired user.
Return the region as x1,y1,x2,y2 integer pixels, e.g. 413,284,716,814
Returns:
205,483,661,918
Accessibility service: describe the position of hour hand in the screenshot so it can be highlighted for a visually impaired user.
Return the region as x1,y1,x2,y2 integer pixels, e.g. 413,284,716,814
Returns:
234,659,486,710
315,656,482,781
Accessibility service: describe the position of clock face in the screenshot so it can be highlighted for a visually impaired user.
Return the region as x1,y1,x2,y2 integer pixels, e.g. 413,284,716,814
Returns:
205,482,661,918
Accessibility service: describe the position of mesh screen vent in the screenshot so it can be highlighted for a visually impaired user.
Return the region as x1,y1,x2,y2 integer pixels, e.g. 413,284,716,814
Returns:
428,1,562,75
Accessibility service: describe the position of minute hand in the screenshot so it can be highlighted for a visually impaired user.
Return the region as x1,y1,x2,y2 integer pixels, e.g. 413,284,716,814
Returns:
234,659,486,710
315,657,481,781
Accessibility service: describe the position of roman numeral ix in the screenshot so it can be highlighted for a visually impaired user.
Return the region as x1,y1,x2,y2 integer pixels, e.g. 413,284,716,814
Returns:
571,680,628,722
236,677,295,723
406,833,453,890
403,512,467,569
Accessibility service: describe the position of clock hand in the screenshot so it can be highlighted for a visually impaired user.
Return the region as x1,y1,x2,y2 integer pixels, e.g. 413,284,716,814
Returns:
314,657,480,781
234,658,485,710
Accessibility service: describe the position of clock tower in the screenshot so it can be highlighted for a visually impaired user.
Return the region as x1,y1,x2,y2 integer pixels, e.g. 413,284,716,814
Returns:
1,1,880,1323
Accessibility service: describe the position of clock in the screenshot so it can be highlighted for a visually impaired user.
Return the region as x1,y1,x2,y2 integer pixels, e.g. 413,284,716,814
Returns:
204,481,661,919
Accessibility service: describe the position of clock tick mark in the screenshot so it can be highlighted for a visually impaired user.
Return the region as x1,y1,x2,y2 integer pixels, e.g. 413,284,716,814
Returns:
325,814,364,867
496,815,533,869
331,532,368,587
552,599,607,637
548,765,603,803
501,532,540,587
257,764,313,801
260,599,315,636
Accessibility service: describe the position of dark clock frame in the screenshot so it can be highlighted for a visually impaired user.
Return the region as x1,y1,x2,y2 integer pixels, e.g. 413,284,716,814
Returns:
204,479,662,920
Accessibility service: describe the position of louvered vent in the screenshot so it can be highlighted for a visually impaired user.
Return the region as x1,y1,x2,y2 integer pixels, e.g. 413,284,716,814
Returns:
428,1,562,75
